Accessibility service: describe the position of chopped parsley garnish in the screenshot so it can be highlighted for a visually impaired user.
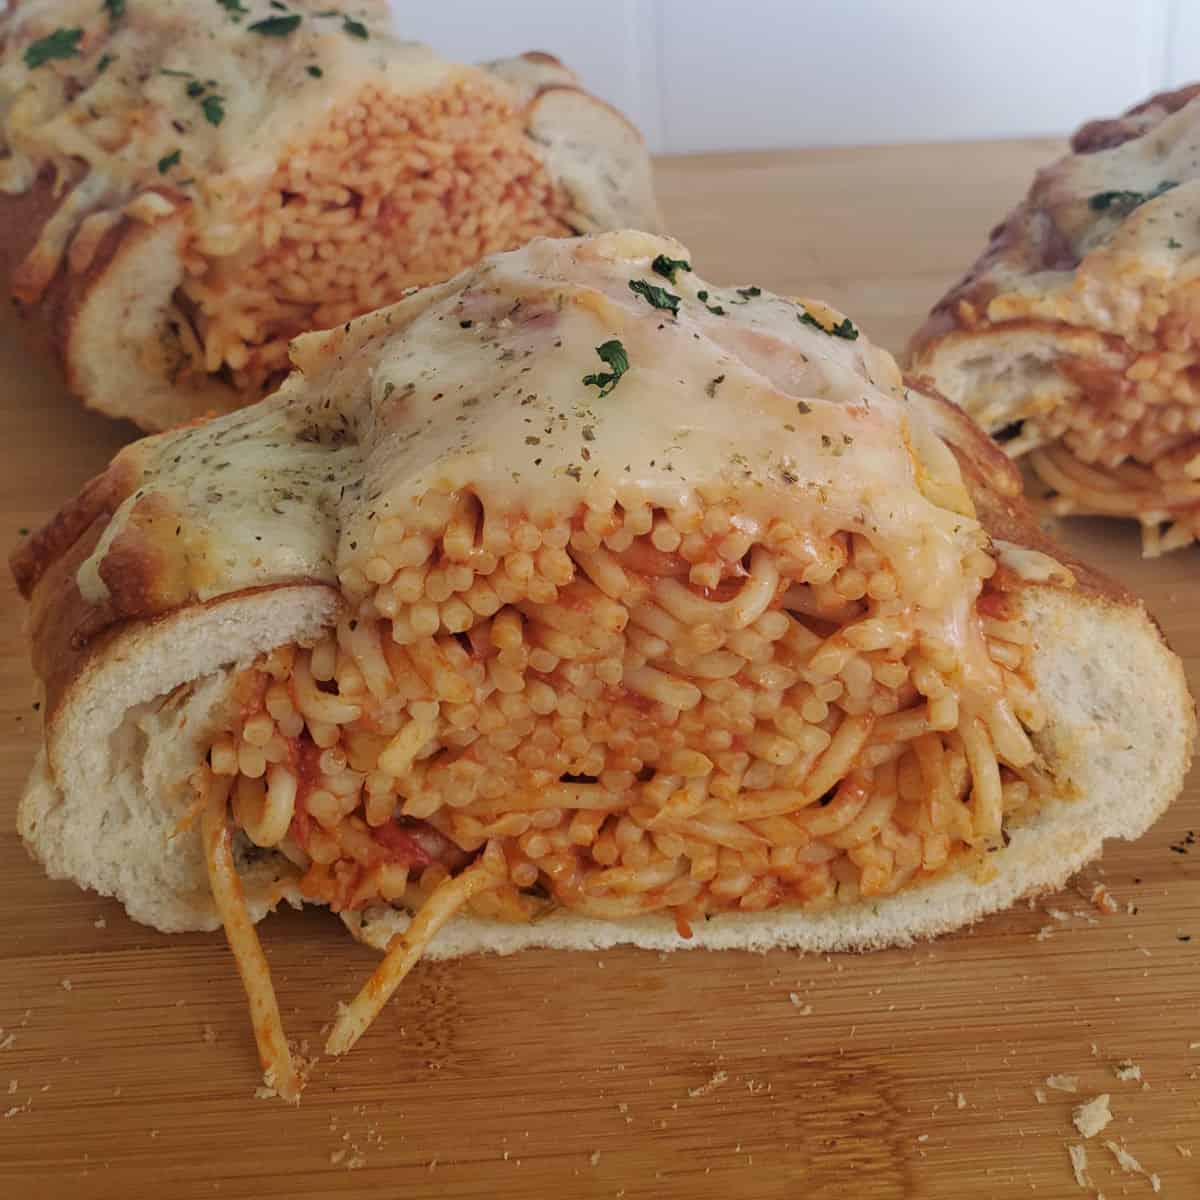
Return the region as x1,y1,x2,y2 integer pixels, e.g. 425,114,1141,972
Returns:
651,253,691,283
186,79,205,96
582,339,629,397
732,285,761,303
103,0,126,21
799,309,858,340
1168,236,1183,249
628,278,680,315
306,64,323,77
24,28,83,69
217,0,250,16
201,94,226,126
696,289,725,316
157,148,182,174
96,52,114,73
343,15,369,39
1088,180,1178,214
248,14,302,36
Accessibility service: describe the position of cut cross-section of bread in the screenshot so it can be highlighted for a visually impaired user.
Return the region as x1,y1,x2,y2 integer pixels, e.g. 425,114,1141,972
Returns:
12,231,1193,1096
0,1,659,430
908,84,1200,556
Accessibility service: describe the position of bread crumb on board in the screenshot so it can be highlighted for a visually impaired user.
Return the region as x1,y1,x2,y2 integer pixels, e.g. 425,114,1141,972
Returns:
787,993,813,1015
1034,1087,1048,1104
93,917,106,929
1090,883,1119,915
687,1071,729,1099
1112,1059,1142,1083
1103,1140,1161,1193
590,1151,601,1167
1067,1143,1091,1190
60,979,73,991
1073,1094,1112,1139
1046,1074,1080,1093
1178,1144,1193,1158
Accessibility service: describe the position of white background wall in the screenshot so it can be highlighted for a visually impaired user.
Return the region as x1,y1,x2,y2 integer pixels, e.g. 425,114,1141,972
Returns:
396,0,1200,154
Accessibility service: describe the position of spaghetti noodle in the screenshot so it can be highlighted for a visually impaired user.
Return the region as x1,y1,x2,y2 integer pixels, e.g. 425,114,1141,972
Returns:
203,491,1043,1071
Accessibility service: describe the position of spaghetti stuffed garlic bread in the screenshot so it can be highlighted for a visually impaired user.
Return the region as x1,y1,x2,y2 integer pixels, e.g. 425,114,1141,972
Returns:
0,0,657,431
909,84,1200,556
13,231,1193,1100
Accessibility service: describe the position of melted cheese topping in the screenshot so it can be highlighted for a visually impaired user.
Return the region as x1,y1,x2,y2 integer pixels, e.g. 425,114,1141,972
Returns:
982,97,1200,340
0,2,416,199
78,232,1001,688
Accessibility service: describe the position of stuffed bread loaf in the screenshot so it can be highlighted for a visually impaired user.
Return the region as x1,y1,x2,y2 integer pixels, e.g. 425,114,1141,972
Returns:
13,230,1193,1099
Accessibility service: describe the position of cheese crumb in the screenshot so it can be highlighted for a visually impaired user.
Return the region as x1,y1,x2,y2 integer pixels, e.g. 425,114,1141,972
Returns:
1045,1074,1079,1093
1073,1094,1112,1139
1103,1140,1160,1192
1090,884,1119,915
787,994,813,1014
1068,1143,1091,1189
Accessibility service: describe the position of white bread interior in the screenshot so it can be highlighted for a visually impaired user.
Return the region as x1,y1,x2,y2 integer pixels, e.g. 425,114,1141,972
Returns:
18,585,337,932
64,216,241,431
19,578,1193,953
911,327,1131,443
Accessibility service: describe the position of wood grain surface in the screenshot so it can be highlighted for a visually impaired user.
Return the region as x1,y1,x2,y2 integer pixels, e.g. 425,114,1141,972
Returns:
1,140,1197,1200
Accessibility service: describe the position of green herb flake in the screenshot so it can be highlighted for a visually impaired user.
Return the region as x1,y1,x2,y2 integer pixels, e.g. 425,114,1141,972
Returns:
799,309,858,340
629,278,680,316
1088,180,1178,214
96,52,114,73
185,79,205,96
157,148,182,174
1168,236,1183,249
651,253,691,283
248,14,302,36
24,28,83,69
217,0,250,16
343,15,369,39
201,94,226,125
732,285,762,303
306,64,323,77
103,0,126,21
581,339,629,397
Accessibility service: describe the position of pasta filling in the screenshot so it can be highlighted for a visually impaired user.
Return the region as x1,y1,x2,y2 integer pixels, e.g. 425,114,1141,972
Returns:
197,492,1045,1072
1020,345,1200,555
176,79,570,394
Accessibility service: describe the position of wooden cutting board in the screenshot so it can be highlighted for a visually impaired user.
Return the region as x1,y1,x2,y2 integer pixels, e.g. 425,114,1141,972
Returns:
0,140,1196,1200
